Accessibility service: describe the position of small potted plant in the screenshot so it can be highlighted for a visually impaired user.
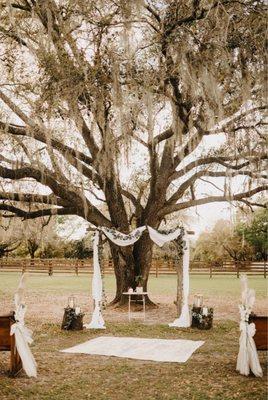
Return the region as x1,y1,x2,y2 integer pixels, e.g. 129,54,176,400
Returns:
135,275,144,293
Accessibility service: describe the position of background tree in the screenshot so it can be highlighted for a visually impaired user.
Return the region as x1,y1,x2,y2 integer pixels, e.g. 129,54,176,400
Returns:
193,219,254,265
0,1,267,305
22,217,57,258
236,208,268,261
64,238,93,259
0,217,23,257
0,215,64,258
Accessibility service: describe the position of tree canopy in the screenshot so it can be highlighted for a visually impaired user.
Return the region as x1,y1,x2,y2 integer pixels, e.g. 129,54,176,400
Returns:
0,0,267,302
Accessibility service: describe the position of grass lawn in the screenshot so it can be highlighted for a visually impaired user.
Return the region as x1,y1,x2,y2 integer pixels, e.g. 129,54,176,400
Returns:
0,273,267,400
0,272,267,297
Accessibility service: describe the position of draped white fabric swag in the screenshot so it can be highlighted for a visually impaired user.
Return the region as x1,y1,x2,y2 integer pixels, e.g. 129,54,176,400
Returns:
169,235,190,328
86,225,190,329
147,226,183,247
236,275,262,377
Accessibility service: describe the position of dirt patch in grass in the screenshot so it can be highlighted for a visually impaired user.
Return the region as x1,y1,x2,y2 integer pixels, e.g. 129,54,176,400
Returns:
1,290,267,326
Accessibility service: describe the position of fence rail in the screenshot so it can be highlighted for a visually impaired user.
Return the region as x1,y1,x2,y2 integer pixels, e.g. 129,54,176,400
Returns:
0,258,266,278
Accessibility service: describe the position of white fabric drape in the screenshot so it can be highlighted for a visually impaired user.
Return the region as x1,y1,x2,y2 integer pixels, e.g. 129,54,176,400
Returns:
102,226,146,246
10,303,37,378
85,231,106,329
147,226,183,247
86,227,148,329
169,235,191,328
147,226,190,328
236,275,262,377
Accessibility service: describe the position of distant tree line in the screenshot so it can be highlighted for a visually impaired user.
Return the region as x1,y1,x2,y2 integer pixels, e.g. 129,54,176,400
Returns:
193,208,267,264
1,208,266,263
0,216,93,259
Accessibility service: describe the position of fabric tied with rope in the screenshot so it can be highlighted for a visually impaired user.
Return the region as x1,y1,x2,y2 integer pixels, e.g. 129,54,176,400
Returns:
168,235,191,328
10,304,37,378
236,275,262,377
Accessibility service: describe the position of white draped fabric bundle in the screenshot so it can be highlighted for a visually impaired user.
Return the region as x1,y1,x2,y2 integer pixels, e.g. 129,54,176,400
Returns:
84,231,106,329
169,235,190,328
87,225,190,329
236,275,262,377
10,304,37,378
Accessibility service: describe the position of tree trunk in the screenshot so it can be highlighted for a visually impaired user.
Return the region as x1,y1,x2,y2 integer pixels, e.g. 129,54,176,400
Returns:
108,233,157,307
133,232,157,307
109,243,136,306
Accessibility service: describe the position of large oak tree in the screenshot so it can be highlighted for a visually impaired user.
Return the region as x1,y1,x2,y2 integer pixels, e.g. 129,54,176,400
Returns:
0,0,267,305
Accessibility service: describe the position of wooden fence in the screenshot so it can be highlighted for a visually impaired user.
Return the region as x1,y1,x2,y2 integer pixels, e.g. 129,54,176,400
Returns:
0,258,266,278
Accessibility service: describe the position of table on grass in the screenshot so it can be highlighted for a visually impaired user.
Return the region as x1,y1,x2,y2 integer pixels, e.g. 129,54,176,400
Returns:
123,292,148,321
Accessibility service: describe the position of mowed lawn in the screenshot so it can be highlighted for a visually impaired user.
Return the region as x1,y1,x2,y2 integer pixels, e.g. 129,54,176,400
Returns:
0,272,267,297
0,273,267,400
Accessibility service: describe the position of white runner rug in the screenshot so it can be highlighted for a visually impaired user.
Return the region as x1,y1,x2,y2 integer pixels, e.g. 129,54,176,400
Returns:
61,336,204,363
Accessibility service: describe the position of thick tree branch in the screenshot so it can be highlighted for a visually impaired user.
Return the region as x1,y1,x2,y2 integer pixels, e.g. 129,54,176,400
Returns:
0,191,67,206
170,155,268,182
152,128,174,145
0,26,28,47
208,106,268,135
0,164,111,226
160,185,268,216
0,121,93,165
172,106,267,168
167,170,267,204
0,204,76,219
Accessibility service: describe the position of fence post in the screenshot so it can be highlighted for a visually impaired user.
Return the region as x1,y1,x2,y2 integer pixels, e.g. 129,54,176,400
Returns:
22,260,26,274
264,261,267,279
236,262,240,278
48,260,53,276
209,264,212,279
30,258,35,271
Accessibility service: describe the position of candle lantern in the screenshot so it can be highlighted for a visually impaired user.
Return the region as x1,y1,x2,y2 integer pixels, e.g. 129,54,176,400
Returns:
193,294,203,308
61,297,84,331
68,296,76,309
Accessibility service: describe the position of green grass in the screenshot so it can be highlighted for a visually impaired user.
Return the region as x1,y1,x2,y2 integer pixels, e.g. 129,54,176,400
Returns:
0,272,267,298
0,321,267,400
0,273,267,399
